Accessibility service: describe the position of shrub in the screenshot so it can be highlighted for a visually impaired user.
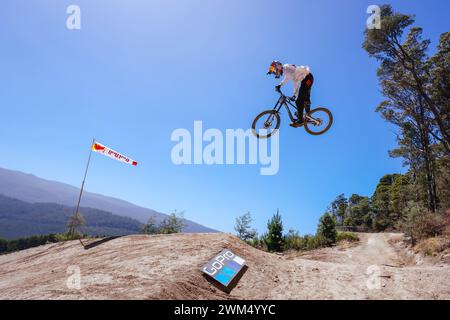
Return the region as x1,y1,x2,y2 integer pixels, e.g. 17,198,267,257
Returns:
399,202,444,245
337,232,359,243
282,232,332,252
306,234,327,250
414,237,450,256
247,235,263,248
284,229,305,251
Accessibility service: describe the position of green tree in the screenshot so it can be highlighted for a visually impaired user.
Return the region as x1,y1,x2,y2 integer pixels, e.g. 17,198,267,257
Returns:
317,212,337,246
363,5,450,214
141,215,159,234
388,174,411,221
428,32,450,209
435,156,450,209
363,5,450,153
372,174,399,230
234,212,257,242
158,211,186,234
330,194,348,225
428,31,450,152
263,209,284,252
344,194,371,228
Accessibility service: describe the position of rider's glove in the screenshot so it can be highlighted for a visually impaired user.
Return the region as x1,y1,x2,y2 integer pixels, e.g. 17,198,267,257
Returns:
290,96,297,102
275,85,281,92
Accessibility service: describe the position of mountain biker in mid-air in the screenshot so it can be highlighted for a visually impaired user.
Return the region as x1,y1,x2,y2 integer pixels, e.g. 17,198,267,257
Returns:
267,60,314,127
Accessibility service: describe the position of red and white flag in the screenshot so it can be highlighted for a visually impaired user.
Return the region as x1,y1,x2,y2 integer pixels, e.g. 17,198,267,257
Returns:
91,141,138,166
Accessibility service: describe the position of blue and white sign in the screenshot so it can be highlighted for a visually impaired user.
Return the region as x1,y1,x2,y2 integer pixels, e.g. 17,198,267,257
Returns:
202,249,246,287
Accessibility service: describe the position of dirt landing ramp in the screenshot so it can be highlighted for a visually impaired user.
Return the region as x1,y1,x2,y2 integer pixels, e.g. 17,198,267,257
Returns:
0,233,449,299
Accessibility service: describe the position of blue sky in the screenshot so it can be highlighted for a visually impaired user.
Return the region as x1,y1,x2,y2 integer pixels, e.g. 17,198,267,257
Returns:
1,0,449,234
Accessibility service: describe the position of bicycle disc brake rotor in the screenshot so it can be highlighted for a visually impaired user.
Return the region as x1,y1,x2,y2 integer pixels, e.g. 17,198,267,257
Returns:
264,116,274,128
308,118,323,127
311,118,322,126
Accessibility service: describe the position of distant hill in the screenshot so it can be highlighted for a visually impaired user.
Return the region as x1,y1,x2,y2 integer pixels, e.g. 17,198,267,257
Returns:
0,167,216,233
0,194,143,239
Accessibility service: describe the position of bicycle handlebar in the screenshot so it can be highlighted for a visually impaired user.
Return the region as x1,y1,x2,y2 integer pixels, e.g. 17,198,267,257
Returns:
276,88,286,98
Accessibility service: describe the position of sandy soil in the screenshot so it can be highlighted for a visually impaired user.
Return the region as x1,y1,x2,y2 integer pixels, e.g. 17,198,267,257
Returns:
0,232,449,300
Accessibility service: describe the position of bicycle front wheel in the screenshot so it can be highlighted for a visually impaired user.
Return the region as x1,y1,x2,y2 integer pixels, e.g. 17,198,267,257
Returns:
304,107,333,135
251,110,280,139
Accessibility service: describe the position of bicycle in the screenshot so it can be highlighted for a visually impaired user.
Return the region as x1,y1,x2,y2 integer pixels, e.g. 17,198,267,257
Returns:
251,88,333,139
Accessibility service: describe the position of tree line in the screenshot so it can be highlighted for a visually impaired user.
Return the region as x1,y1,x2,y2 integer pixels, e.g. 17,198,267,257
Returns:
326,173,448,245
363,4,449,214
234,210,357,253
0,233,82,255
140,211,186,235
355,4,449,244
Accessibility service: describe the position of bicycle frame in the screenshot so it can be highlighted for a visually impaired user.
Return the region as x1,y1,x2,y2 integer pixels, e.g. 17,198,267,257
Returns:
272,92,321,126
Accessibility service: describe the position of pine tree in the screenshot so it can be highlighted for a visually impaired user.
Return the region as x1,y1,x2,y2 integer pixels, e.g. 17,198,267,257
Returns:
317,212,337,246
363,5,450,153
158,211,185,234
363,5,450,213
234,212,257,242
263,209,284,252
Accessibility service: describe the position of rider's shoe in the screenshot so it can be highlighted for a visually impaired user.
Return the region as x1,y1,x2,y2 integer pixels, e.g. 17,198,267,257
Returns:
290,119,304,128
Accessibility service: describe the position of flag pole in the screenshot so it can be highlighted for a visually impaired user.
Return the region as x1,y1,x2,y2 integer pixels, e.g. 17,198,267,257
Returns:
74,138,95,248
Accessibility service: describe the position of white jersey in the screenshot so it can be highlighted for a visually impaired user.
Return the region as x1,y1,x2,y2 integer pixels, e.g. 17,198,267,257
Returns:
279,64,311,97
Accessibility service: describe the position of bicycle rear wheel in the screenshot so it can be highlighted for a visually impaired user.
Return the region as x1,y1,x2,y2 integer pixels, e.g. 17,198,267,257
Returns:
251,110,280,139
304,107,333,135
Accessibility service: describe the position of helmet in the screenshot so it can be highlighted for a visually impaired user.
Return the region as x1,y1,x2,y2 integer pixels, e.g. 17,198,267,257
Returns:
267,60,283,78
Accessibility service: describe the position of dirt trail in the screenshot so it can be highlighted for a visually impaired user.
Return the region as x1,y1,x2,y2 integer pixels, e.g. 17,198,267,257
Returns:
0,232,449,300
